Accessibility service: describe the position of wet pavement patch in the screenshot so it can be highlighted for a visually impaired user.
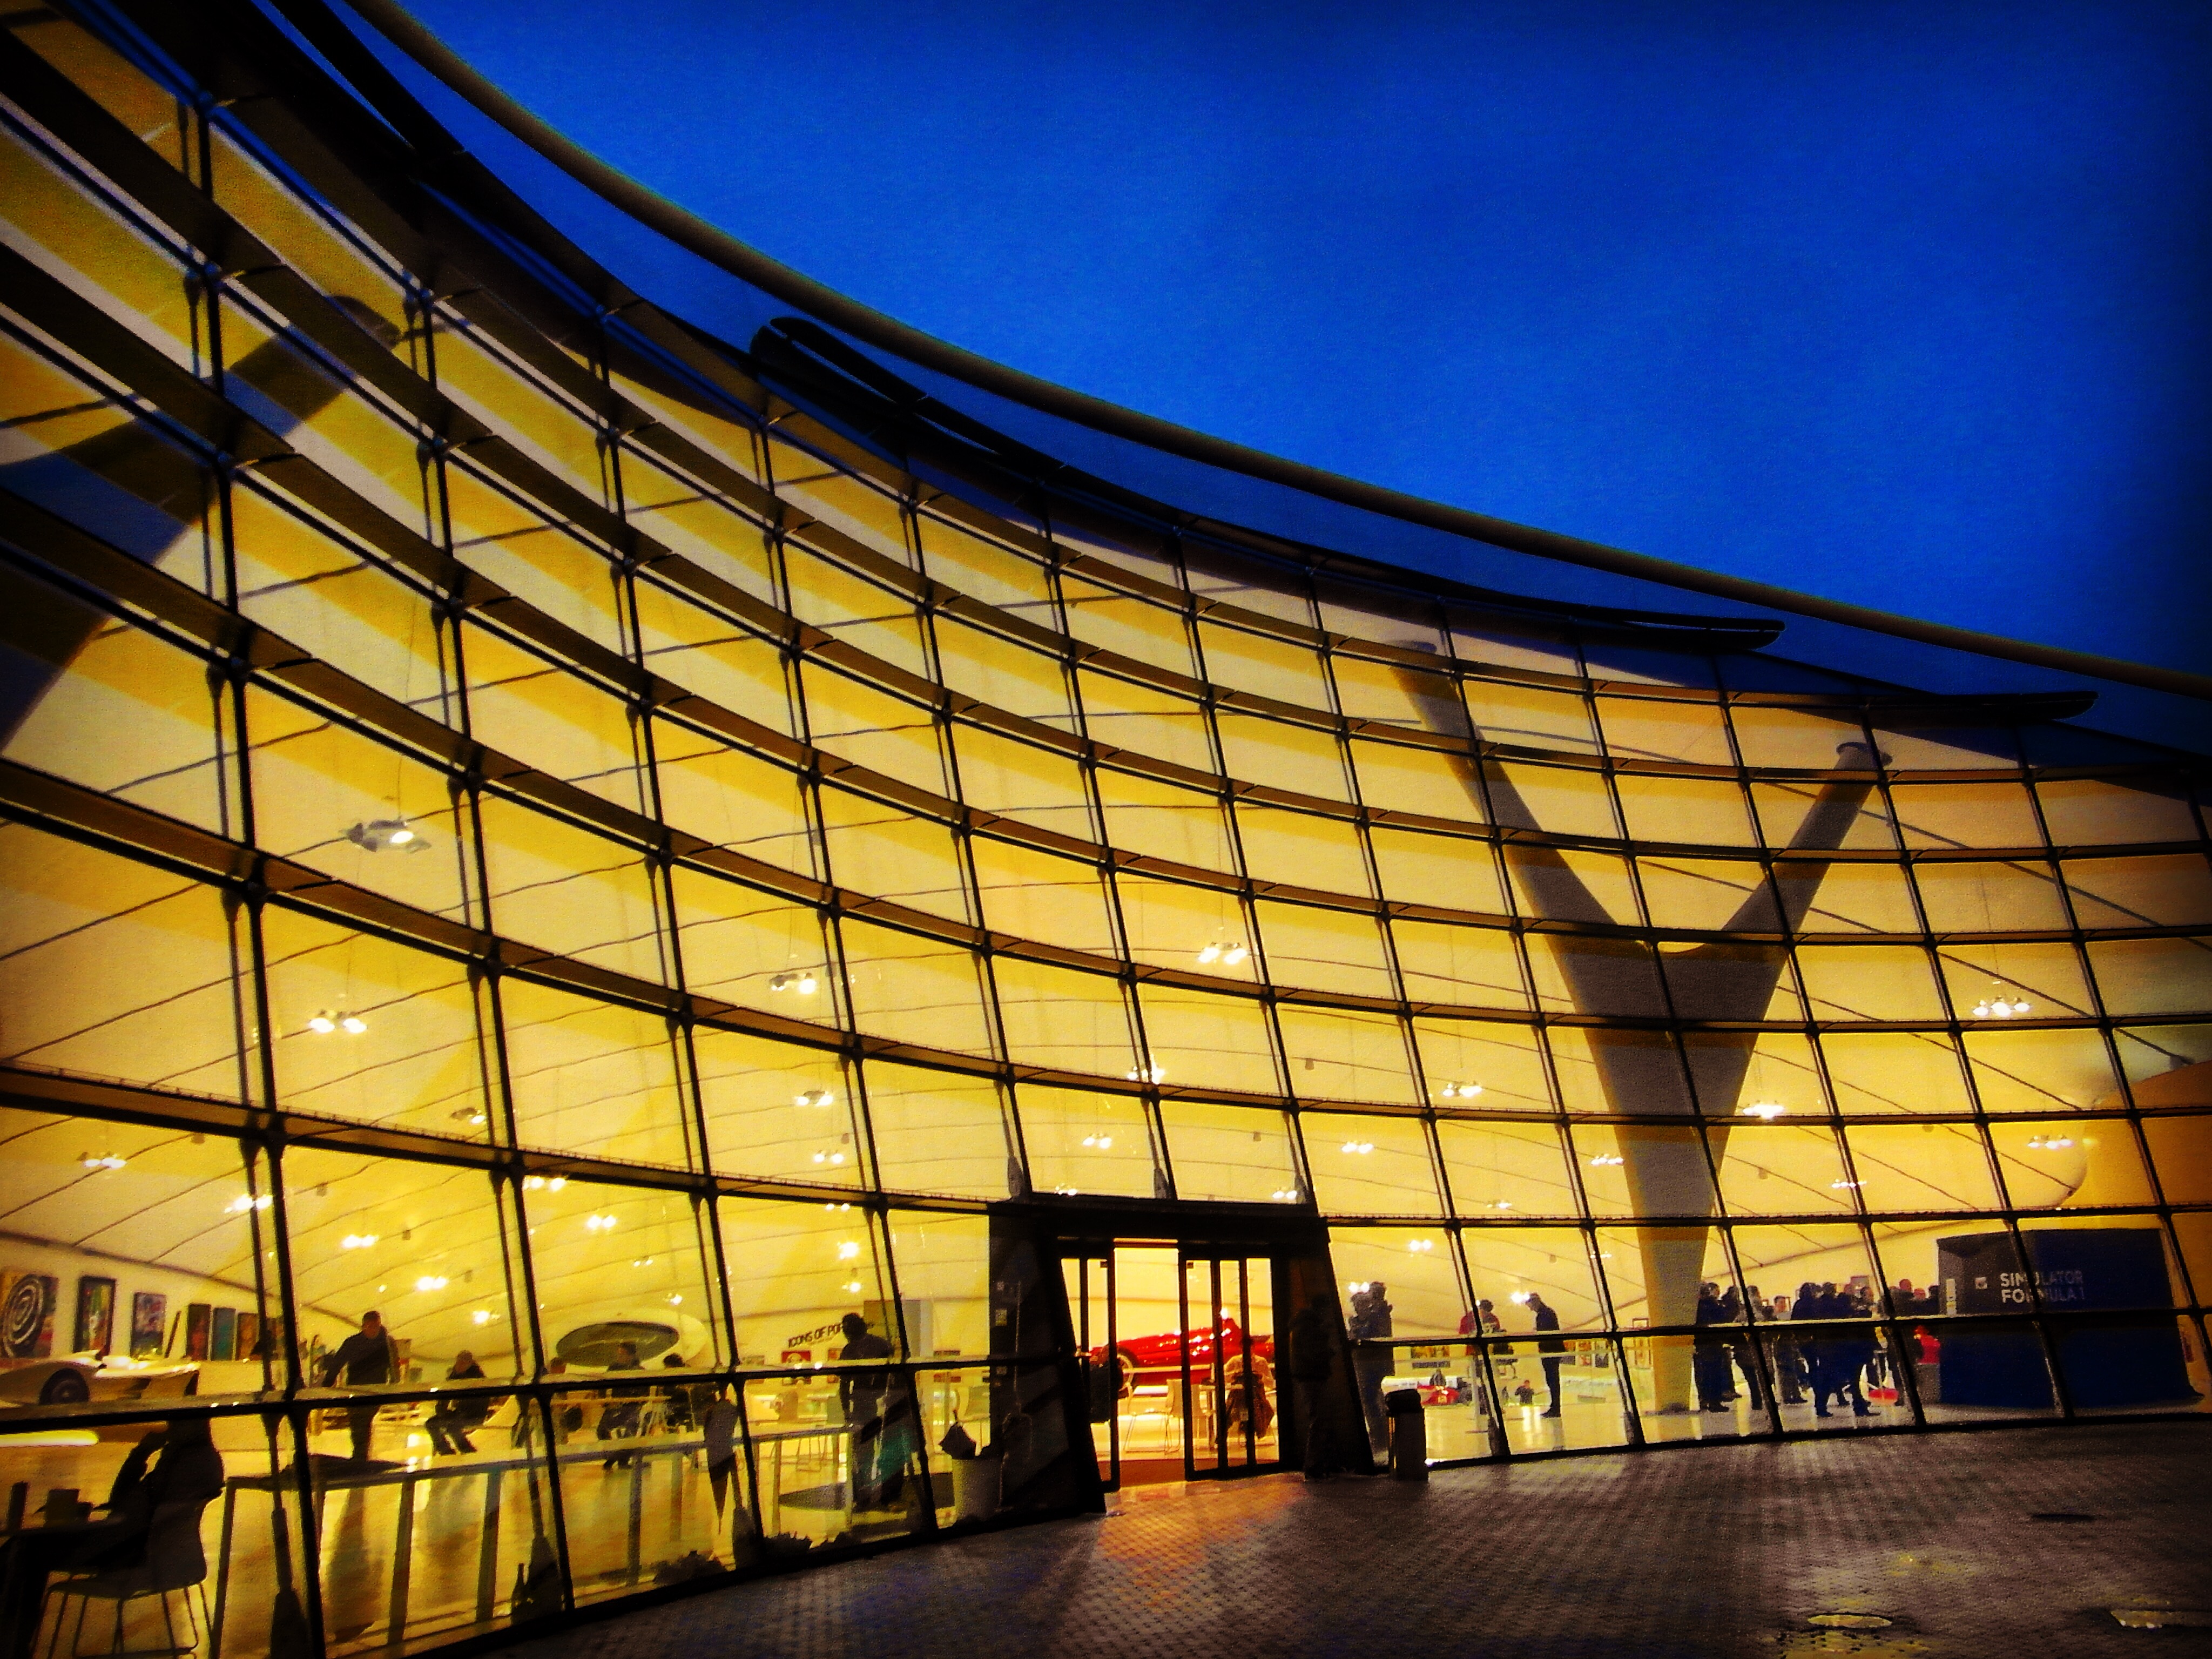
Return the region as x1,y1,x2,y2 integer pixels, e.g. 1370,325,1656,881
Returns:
2111,1609,2212,1630
1808,1614,1894,1630
2029,1510,2098,1522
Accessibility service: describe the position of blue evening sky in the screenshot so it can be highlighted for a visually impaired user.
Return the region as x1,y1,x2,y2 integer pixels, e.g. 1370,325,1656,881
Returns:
406,0,2210,677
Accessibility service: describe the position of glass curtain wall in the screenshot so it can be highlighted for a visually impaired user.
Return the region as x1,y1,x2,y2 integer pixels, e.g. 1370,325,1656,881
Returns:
0,3,2207,1655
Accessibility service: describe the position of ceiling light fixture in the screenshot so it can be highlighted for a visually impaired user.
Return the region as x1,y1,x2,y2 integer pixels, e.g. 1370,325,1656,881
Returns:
79,1153,126,1171
1970,983,2033,1019
348,818,428,854
1739,1101,1788,1120
340,1233,378,1250
1126,1062,1165,1084
414,1274,448,1292
794,1088,836,1108
1340,1139,1374,1155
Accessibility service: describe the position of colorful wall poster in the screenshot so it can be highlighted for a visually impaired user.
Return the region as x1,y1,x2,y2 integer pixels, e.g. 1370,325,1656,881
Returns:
72,1276,115,1355
184,1302,211,1361
209,1306,237,1362
0,1271,58,1359
130,1292,166,1359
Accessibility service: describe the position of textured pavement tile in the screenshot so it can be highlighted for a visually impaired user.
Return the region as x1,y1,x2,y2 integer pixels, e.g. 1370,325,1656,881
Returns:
505,1423,2211,1658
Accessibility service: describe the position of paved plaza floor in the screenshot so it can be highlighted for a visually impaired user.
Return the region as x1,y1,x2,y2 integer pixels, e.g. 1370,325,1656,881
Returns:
508,1421,2211,1658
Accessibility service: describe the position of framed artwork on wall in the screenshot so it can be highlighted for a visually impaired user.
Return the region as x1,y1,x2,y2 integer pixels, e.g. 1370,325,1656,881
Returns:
184,1303,211,1361
234,1310,261,1360
73,1277,115,1355
130,1293,167,1359
209,1306,236,1363
0,1271,58,1359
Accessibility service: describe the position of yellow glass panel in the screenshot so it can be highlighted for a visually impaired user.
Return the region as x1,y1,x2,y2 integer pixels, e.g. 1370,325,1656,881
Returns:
207,131,409,346
16,14,187,152
693,1029,859,1186
1464,680,1598,752
655,723,814,872
2,576,233,831
1990,1119,2154,1210
801,664,945,794
1729,706,1868,770
1159,1102,1302,1203
632,578,794,733
970,836,1115,954
1963,1026,2120,1114
2063,854,2212,928
285,1145,528,1379
1077,667,1213,771
1217,712,1349,798
1117,875,1252,979
1462,1228,1601,1331
1278,1004,1419,1105
1913,858,2068,932
1392,920,1528,1009
1255,901,1393,997
477,798,666,982
523,1176,718,1364
436,318,605,487
261,908,484,1135
1638,856,1776,932
232,484,451,716
1132,983,1279,1095
1196,619,1327,704
1447,613,1580,678
993,956,1134,1077
1,125,199,367
1304,1112,1439,1216
0,826,249,1097
1061,577,1194,675
1939,940,2095,1018
672,867,834,1022
1371,826,1508,914
949,723,1091,839
1546,1026,1693,1115
1820,1030,1972,1115
1097,767,1233,871
1844,1123,2000,1211
820,786,966,918
2140,1116,2212,1204
1536,936,1669,1018
1333,1226,1464,1340
1616,774,1756,847
1711,1124,1854,1216
500,979,689,1166
784,543,928,676
717,1197,892,1366
465,624,644,813
1411,1019,1553,1112
1796,944,1944,1022
1331,654,1442,729
914,509,1056,618
245,689,471,919
442,466,623,651
1352,738,1487,820
624,486,775,605
1889,781,2043,851
1749,778,1897,851
2114,1024,2212,1087
2036,777,2200,847
1438,1121,1576,1218
1728,1224,1876,1312
862,1061,1014,1200
881,1209,993,1356
1598,697,1733,766
1242,806,1372,900
936,617,1072,726
1683,1029,1824,1118
1489,762,1618,839
1017,1085,1158,1198
838,918,992,1056
2089,938,2212,1017
774,449,913,565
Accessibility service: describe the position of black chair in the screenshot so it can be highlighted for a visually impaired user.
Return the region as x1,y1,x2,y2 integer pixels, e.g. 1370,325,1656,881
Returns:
41,1496,215,1658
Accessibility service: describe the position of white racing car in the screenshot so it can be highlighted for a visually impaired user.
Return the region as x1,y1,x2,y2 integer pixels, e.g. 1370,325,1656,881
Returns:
0,1352,200,1408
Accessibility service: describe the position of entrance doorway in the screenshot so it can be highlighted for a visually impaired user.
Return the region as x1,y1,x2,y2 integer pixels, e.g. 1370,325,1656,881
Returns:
1062,1242,1282,1487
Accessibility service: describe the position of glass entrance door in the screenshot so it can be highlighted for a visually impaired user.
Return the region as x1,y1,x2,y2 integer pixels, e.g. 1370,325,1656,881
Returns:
1061,1242,1283,1487
1179,1252,1280,1479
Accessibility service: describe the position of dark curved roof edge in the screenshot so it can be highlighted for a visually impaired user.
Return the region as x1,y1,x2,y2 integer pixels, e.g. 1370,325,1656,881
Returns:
318,0,2210,706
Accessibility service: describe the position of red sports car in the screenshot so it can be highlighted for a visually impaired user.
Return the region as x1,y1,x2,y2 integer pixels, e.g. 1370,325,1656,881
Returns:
1090,1315,1274,1394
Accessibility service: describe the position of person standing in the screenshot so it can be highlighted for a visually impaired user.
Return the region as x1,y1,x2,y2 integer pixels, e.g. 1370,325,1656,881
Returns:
1287,1295,1341,1481
838,1311,899,1509
320,1310,399,1461
1347,1283,1394,1454
598,1341,646,1468
1526,1293,1568,1417
1693,1284,1732,1412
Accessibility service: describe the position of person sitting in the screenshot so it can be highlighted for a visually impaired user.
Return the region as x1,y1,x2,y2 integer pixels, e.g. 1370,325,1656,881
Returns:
424,1351,492,1455
598,1342,646,1468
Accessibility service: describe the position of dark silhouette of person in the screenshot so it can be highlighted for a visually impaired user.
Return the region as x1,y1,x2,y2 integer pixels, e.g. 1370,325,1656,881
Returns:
1347,1283,1394,1452
320,1310,399,1461
0,1418,224,1659
598,1341,646,1468
1694,1283,1733,1412
1287,1295,1341,1481
424,1350,490,1455
1527,1292,1568,1417
837,1312,903,1510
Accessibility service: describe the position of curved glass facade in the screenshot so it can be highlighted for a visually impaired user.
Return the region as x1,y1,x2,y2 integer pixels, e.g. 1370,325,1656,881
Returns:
1,4,2207,1655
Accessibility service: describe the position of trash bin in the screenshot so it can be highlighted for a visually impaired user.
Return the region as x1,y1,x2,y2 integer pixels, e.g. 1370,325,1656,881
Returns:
952,1450,1001,1522
1384,1387,1427,1481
